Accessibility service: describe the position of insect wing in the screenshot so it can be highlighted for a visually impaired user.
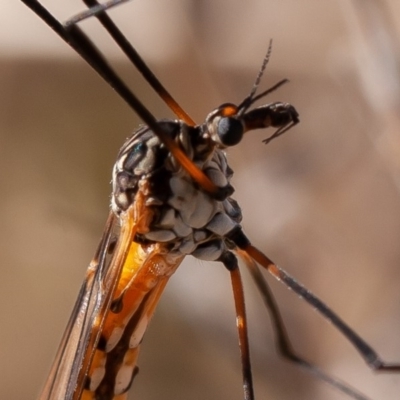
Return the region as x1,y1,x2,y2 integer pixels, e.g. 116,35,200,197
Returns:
40,209,136,400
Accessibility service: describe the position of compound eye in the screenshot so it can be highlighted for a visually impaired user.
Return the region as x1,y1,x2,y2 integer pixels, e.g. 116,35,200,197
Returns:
217,117,244,146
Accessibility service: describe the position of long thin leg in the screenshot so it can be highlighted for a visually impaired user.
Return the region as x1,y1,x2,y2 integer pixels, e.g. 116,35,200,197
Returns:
21,0,229,199
229,228,400,372
236,249,372,400
79,0,195,125
220,252,254,400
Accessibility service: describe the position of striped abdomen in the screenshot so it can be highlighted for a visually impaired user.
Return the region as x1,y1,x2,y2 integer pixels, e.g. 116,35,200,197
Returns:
82,241,183,400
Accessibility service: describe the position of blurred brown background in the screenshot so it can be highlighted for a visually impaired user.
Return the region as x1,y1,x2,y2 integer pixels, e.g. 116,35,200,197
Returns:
1,1,400,399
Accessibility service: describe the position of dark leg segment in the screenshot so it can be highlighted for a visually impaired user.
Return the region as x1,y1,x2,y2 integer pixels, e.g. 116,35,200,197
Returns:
219,252,254,400
227,228,400,399
80,0,195,125
21,0,230,200
236,249,372,400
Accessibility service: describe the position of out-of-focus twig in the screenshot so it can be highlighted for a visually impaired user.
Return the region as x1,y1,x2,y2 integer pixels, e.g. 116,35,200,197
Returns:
340,0,400,192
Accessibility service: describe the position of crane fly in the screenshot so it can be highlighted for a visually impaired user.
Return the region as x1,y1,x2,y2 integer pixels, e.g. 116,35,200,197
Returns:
20,1,400,400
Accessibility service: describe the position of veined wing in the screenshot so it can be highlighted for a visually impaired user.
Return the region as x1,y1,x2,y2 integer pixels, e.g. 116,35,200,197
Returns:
39,209,128,400
40,186,183,400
